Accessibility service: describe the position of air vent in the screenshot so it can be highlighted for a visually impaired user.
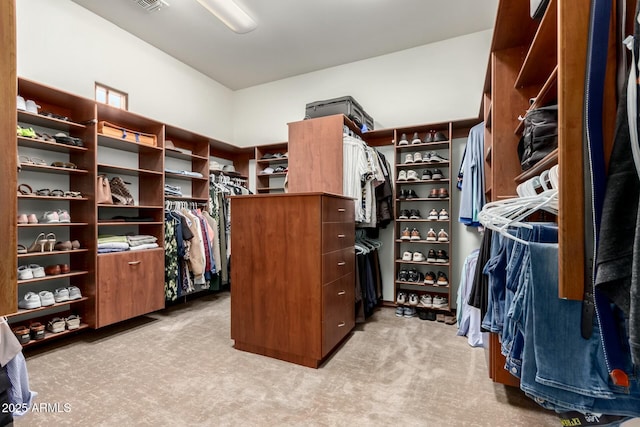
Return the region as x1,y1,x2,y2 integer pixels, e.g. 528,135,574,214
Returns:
132,0,169,12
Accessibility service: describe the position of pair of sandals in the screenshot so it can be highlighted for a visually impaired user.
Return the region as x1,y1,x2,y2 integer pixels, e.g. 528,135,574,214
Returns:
18,156,77,169
17,184,82,198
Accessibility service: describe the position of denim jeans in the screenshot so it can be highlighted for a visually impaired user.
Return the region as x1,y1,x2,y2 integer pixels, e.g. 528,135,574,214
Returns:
482,233,512,333
521,242,640,416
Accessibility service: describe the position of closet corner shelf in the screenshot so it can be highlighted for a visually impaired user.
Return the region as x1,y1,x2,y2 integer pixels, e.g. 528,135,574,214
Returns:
98,133,163,154
514,148,558,184
395,239,450,244
164,172,207,182
17,110,87,131
258,172,287,177
395,219,451,223
7,297,90,319
395,198,450,202
256,157,289,164
396,161,450,168
395,141,450,150
97,221,164,226
18,249,89,259
164,148,208,161
395,280,451,289
97,204,164,209
17,270,88,285
395,260,450,267
17,136,89,153
18,195,89,201
397,179,451,185
98,163,163,177
19,164,89,175
21,323,90,348
514,66,559,136
17,222,89,228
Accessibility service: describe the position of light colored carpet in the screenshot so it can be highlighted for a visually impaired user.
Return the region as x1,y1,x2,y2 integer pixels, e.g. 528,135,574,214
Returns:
19,293,559,426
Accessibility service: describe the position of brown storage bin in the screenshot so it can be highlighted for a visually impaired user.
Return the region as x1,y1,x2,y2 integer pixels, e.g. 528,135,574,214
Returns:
98,121,157,147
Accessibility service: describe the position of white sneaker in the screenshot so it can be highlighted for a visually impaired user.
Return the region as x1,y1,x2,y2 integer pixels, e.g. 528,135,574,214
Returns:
420,294,433,308
396,292,407,305
47,317,66,333
56,209,71,223
413,152,423,163
406,170,419,181
404,153,414,164
397,170,407,181
68,286,83,300
54,287,70,303
408,293,419,306
412,251,426,262
432,296,448,309
402,251,413,261
17,265,33,280
41,211,60,223
437,229,449,242
438,209,449,220
18,292,41,309
29,264,45,278
411,132,421,144
398,133,409,146
39,290,55,307
65,314,81,330
428,209,439,220
426,228,437,242
429,152,448,163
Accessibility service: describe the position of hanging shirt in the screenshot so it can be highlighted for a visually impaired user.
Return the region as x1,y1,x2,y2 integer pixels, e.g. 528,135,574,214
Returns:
459,122,486,227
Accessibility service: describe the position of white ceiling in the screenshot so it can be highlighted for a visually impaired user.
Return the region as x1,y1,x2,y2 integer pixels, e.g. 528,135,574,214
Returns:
71,0,498,90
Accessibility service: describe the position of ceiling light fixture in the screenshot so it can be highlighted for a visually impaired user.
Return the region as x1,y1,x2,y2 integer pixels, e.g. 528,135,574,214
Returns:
195,0,257,34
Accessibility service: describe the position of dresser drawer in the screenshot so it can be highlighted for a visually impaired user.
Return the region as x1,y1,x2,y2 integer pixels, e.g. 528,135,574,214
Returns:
322,222,354,253
322,273,355,356
322,247,355,284
322,197,354,223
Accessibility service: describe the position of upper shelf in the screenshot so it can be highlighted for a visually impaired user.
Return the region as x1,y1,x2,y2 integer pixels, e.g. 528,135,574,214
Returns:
515,66,558,135
17,110,87,131
98,133,163,154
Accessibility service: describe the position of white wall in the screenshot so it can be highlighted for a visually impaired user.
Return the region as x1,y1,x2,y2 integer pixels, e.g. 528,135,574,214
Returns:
16,0,234,142
232,30,491,147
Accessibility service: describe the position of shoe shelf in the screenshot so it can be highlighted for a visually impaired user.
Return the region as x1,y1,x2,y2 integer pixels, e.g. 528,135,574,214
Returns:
17,270,88,285
97,163,163,177
257,172,287,177
98,133,163,154
395,280,450,289
17,110,88,131
164,148,208,162
397,179,450,185
18,249,89,259
395,141,450,150
97,204,164,209
18,164,89,175
395,260,450,266
256,158,288,164
395,239,450,244
395,219,450,222
18,195,89,201
395,198,450,202
21,323,89,349
164,172,208,182
17,136,89,153
396,161,450,168
97,221,163,226
8,297,89,318
18,223,89,228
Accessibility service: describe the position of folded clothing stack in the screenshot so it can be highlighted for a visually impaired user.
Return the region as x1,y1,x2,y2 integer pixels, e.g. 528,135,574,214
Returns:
127,235,159,251
164,168,204,178
97,235,129,253
164,184,182,197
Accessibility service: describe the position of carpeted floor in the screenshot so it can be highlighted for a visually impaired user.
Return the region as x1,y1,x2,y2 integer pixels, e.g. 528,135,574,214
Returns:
19,292,560,426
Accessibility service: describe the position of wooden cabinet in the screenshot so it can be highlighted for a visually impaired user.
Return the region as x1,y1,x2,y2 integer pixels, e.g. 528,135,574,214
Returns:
97,248,164,327
230,193,355,368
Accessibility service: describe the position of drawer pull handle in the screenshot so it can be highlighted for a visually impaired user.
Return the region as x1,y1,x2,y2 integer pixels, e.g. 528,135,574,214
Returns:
338,290,346,296
337,234,346,238
128,261,141,266
337,208,346,212
337,261,346,266
338,322,346,328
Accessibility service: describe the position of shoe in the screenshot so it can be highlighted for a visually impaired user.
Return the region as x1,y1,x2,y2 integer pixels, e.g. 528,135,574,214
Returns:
17,214,28,224
417,309,430,320
439,188,449,198
412,252,425,262
424,271,436,285
396,292,407,305
56,210,70,223
438,209,449,220
431,169,444,180
408,293,419,306
444,315,457,325
403,307,417,318
428,209,439,220
12,326,31,344
437,229,449,242
406,189,419,199
427,249,437,263
436,314,446,322
71,240,81,250
45,233,56,251
65,314,81,330
45,265,61,276
17,265,33,281
420,294,433,307
47,317,66,334
433,296,449,309
68,286,82,300
402,251,413,261
428,188,439,198
400,227,411,240
30,264,46,278
39,290,55,307
30,323,45,341
422,152,432,162
406,170,419,181
397,170,407,181
398,133,409,146
17,244,27,255
54,287,70,302
426,228,437,242
436,250,449,264
19,292,41,310
59,264,70,274
411,132,421,144
41,211,60,223
398,189,409,200
433,131,448,142
426,311,437,321
404,153,414,164
398,209,410,220
395,306,404,317
429,152,449,163
407,268,420,282
398,269,409,282
27,232,47,253
54,241,72,251
422,131,434,143
421,169,432,180
436,272,449,286
409,209,421,219
413,152,423,163
410,228,421,241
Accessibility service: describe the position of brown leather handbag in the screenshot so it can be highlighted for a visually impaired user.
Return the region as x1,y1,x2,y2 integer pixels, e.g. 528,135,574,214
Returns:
109,176,135,206
96,175,112,204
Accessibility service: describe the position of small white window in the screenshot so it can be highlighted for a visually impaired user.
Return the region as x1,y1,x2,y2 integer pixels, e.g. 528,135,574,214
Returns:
95,83,127,110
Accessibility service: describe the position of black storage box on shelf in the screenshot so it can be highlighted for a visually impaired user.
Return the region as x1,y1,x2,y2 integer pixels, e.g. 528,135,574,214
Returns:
530,0,550,19
305,96,374,131
517,104,558,171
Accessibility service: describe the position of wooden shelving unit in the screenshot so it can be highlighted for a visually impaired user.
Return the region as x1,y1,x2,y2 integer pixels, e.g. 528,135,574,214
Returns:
255,142,288,194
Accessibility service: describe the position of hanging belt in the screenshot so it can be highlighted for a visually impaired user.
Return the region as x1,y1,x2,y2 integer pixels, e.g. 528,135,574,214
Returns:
584,0,629,388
